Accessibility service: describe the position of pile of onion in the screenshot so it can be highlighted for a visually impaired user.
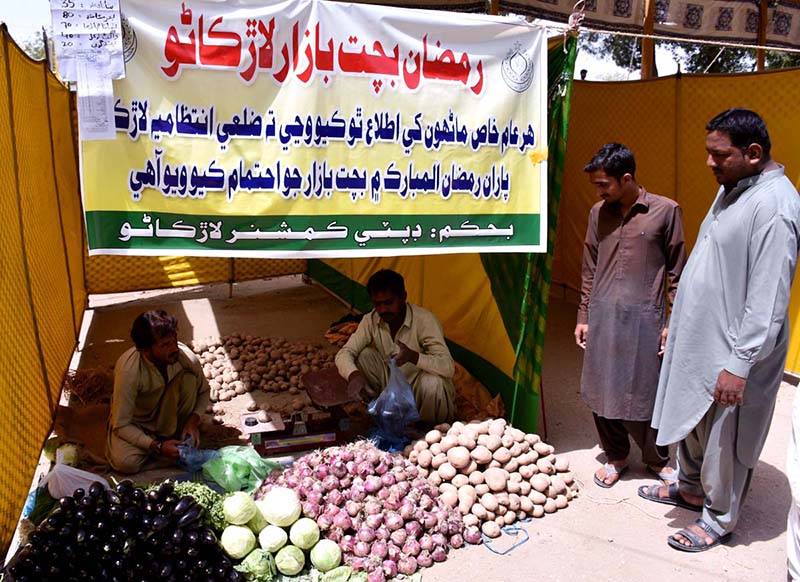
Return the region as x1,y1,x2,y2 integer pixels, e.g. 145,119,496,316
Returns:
256,441,468,581
404,419,578,539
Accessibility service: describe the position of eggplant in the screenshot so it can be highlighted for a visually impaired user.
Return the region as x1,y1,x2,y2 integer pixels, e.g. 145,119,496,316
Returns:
79,496,94,509
89,482,105,498
171,496,196,517
176,506,202,529
59,496,76,510
108,505,123,520
186,545,200,557
107,491,122,505
199,528,217,545
73,488,86,500
132,488,145,503
157,482,174,500
123,507,138,521
116,479,134,493
171,529,183,544
175,558,188,572
185,530,199,546
146,489,160,504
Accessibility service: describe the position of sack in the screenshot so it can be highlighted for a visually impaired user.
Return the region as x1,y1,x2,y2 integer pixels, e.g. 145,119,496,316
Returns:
367,358,420,451
38,464,109,499
202,446,280,493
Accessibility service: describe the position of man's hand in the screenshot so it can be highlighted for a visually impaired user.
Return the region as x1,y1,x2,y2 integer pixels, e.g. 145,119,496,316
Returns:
714,369,746,407
395,341,420,367
181,414,201,447
658,327,669,357
160,439,182,461
574,324,588,349
348,370,373,399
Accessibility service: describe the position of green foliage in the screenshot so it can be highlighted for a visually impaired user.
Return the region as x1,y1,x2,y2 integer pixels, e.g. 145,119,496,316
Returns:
580,31,800,75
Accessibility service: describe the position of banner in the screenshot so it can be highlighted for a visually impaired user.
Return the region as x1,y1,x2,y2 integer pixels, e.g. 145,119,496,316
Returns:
81,0,548,257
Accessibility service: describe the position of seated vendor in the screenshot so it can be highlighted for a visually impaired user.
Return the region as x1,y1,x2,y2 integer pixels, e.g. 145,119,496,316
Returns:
335,269,456,424
106,310,209,474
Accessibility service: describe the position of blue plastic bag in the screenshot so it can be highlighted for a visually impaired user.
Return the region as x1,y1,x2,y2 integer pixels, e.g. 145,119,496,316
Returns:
367,358,420,451
177,438,220,472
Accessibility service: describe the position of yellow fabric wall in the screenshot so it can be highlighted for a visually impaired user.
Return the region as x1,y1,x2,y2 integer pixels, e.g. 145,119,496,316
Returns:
84,254,307,294
0,28,84,551
552,68,800,373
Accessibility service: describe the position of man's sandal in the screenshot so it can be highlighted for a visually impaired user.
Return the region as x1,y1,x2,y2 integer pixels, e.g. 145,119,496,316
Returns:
637,482,703,511
646,465,678,484
667,518,732,553
593,463,629,488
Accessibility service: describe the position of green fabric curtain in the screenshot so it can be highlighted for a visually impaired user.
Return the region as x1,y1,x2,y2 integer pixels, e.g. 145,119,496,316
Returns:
480,36,578,434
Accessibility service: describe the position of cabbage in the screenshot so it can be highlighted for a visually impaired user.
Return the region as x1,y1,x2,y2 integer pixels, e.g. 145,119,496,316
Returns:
57,444,80,467
258,487,301,527
258,525,288,553
234,549,276,581
224,492,258,525
310,539,342,572
321,566,353,582
289,517,320,550
220,525,256,559
274,545,305,576
247,507,268,534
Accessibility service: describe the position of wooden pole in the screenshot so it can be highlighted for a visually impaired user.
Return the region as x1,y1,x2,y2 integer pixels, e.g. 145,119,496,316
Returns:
641,0,657,79
757,0,768,71
490,0,499,16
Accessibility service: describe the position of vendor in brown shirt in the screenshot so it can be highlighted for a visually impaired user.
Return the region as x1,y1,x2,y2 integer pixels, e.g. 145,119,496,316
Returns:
106,310,209,474
574,143,687,488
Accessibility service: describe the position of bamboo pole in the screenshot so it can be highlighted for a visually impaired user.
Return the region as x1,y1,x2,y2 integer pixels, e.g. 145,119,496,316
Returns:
641,0,657,79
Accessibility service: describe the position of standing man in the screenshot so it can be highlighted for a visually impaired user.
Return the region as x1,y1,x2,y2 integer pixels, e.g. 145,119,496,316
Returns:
335,269,456,425
575,143,686,488
107,310,209,474
640,109,800,552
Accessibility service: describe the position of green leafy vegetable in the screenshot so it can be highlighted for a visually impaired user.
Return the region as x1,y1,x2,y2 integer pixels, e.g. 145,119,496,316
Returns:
234,548,277,582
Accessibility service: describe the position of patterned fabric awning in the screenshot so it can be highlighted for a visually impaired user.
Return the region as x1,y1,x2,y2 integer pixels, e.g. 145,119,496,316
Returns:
498,0,800,49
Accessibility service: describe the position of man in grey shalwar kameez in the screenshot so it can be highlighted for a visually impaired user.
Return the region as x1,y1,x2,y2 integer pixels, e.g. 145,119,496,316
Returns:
639,108,800,552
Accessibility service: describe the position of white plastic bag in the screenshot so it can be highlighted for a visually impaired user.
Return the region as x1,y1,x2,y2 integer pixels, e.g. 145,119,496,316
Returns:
38,464,109,499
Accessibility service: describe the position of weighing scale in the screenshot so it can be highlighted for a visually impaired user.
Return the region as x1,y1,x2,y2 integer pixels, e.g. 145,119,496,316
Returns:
241,367,361,456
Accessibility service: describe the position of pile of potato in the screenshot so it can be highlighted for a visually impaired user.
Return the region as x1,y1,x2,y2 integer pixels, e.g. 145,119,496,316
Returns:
403,418,577,539
191,333,335,403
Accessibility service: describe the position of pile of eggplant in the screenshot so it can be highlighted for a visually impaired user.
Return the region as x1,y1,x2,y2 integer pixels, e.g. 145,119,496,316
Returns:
6,480,244,582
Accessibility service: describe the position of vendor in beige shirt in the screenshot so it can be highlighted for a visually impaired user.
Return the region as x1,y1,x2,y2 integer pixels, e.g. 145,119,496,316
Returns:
106,310,209,474
335,269,455,425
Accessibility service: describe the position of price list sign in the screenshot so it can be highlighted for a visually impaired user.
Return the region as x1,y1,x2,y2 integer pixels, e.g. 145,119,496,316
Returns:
50,0,125,81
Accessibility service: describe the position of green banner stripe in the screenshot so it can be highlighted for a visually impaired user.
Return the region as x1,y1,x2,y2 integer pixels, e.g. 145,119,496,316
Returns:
86,211,539,252
478,37,578,434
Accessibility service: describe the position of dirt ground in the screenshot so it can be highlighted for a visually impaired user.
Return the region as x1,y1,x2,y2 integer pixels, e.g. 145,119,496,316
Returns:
71,276,794,581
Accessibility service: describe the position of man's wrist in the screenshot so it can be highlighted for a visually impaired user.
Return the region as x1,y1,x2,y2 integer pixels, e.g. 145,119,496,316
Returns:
150,440,163,455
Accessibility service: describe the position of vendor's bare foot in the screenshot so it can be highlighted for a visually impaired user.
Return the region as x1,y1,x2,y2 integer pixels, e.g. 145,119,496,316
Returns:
594,460,628,487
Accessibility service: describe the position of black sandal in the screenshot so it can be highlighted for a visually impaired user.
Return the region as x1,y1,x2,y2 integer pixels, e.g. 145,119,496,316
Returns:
667,518,732,552
637,482,703,511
